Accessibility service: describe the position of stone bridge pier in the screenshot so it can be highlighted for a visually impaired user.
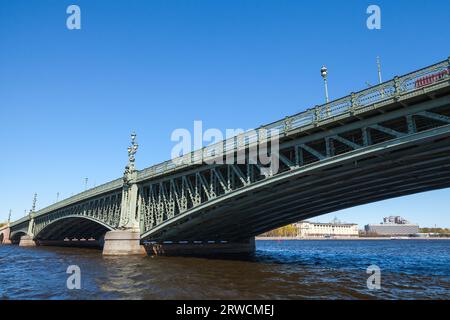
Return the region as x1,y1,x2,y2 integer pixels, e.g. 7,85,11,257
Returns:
102,178,146,255
19,235,36,247
0,226,11,245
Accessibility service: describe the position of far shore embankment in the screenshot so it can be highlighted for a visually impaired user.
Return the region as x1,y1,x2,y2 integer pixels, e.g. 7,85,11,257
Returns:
256,236,450,241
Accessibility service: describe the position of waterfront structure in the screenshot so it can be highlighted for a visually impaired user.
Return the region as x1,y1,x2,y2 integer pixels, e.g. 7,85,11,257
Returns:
364,216,419,236
383,216,410,224
295,221,359,238
1,58,450,255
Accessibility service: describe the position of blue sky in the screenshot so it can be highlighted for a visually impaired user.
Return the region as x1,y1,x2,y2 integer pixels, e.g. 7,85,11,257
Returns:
1,0,449,228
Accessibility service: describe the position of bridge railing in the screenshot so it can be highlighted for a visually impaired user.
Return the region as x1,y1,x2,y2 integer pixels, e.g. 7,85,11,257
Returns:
9,216,29,227
137,57,450,182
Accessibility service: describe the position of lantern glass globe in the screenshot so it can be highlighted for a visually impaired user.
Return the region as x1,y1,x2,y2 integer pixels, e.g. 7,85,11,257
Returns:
320,66,328,78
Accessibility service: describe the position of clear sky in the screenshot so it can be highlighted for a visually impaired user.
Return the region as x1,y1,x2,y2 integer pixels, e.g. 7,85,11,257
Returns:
1,0,449,228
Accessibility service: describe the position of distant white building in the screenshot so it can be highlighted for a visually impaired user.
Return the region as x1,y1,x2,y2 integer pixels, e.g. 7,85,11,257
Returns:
295,220,359,238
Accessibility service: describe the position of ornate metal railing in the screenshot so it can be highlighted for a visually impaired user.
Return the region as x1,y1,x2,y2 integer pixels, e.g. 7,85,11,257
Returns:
9,216,30,228
137,57,450,182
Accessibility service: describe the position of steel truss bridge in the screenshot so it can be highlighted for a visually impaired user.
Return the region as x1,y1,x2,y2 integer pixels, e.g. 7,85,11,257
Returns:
2,57,450,252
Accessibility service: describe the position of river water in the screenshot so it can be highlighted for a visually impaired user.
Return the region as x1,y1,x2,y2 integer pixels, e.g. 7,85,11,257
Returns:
0,240,449,300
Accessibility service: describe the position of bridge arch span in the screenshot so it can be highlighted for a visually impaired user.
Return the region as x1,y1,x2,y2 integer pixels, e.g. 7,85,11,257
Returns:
10,231,27,244
34,215,114,244
141,126,450,242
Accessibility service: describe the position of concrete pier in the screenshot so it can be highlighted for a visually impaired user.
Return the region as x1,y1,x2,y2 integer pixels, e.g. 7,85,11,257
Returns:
19,235,36,247
102,230,146,255
0,226,12,244
145,238,256,256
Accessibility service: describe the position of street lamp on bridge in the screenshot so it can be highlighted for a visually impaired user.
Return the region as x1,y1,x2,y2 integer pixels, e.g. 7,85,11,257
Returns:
321,65,331,117
30,193,37,214
127,131,139,172
377,56,383,84
321,65,329,104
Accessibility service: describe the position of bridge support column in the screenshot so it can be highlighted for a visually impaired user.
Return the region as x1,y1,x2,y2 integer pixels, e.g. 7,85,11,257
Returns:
103,133,146,256
102,229,146,255
20,198,37,247
146,238,256,256
19,235,36,247
0,227,12,245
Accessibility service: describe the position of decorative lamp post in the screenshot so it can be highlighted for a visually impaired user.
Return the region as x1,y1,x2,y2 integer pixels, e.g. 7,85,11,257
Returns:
127,131,139,172
103,131,143,255
30,193,37,214
27,193,37,237
321,65,329,103
377,56,382,84
321,65,330,116
119,131,140,230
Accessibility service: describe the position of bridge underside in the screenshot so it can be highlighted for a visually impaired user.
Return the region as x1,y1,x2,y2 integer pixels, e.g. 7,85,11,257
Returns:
34,217,111,247
10,232,26,244
143,128,450,242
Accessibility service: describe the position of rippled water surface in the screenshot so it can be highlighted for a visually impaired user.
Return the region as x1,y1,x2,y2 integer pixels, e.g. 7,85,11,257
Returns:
0,240,449,299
